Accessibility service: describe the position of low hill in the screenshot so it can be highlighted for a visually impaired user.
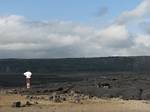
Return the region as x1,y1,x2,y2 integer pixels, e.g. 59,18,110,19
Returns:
0,56,150,73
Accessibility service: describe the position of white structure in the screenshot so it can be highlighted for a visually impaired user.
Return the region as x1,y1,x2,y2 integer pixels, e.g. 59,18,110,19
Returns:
24,71,32,89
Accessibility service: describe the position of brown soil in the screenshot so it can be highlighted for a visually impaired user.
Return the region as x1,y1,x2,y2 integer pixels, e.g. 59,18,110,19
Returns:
0,93,150,112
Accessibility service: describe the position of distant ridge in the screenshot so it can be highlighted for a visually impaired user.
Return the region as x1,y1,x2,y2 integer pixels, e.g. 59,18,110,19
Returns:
0,56,150,73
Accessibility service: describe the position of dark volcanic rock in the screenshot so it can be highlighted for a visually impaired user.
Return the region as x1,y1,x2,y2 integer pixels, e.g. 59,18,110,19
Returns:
0,56,150,73
12,101,21,107
142,90,150,100
118,88,142,100
1,57,150,100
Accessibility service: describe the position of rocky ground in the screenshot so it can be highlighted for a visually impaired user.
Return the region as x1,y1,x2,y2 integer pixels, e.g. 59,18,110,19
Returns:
1,91,150,112
1,72,150,111
1,72,150,100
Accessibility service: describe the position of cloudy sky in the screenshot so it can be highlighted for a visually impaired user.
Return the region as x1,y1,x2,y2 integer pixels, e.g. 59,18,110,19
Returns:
0,0,150,58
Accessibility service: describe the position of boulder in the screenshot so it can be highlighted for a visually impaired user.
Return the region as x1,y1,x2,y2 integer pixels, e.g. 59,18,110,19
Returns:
25,101,32,106
12,101,21,107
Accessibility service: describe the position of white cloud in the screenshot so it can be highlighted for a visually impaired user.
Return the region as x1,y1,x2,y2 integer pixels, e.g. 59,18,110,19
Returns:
116,0,150,24
0,0,150,58
140,21,150,34
47,34,81,47
0,15,96,58
134,34,150,47
95,24,130,47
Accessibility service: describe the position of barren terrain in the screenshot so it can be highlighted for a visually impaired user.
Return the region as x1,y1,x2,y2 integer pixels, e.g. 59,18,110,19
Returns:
1,57,150,111
1,93,150,112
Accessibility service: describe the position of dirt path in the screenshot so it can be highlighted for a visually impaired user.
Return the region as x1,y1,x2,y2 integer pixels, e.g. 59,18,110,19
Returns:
0,94,150,112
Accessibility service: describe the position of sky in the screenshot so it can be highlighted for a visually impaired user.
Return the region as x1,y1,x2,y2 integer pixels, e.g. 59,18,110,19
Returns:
0,0,150,58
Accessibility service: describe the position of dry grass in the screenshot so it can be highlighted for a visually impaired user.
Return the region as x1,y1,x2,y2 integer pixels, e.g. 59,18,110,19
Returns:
0,94,150,112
